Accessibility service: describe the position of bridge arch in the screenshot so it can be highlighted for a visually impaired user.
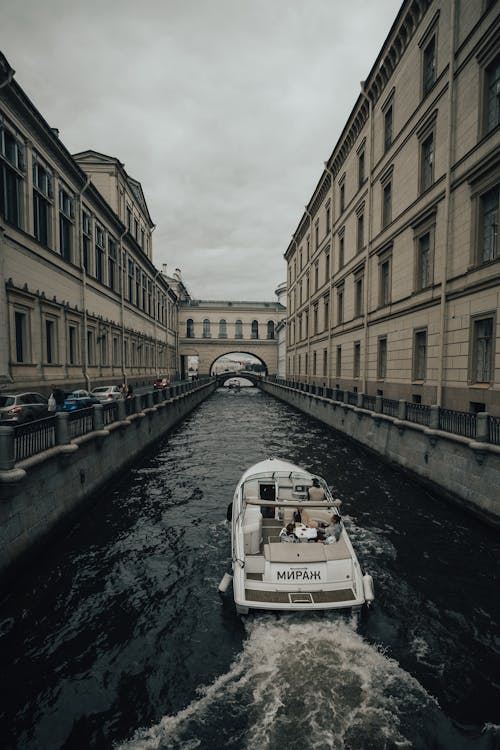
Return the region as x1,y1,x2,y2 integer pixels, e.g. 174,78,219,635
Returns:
209,351,268,376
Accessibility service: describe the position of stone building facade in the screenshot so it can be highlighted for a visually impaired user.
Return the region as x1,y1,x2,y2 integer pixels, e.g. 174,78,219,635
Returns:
0,53,178,394
284,0,500,415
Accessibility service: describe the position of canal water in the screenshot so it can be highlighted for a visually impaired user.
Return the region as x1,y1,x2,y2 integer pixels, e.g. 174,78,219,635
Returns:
1,388,499,750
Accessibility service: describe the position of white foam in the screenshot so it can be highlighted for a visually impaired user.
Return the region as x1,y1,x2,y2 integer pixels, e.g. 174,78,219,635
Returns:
115,616,442,750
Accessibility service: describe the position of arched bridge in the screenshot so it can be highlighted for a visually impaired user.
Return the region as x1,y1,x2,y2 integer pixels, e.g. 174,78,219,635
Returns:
214,371,263,387
178,299,285,378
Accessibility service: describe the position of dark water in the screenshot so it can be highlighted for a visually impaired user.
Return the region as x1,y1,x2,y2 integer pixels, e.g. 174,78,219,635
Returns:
1,388,499,750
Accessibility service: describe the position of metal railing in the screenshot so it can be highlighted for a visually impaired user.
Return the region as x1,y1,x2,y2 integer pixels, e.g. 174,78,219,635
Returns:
489,416,500,445
14,416,57,461
381,398,399,417
263,377,500,446
103,401,118,425
68,407,94,439
439,408,477,439
406,402,431,427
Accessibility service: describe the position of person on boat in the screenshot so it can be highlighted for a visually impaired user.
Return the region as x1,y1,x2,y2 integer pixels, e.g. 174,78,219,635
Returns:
279,523,296,543
323,515,342,543
307,478,326,502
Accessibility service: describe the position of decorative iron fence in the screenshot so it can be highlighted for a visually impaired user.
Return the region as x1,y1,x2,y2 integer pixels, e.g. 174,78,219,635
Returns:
489,416,500,445
439,408,477,439
363,395,376,411
14,416,56,461
346,391,358,406
69,407,94,438
381,398,399,417
406,402,431,426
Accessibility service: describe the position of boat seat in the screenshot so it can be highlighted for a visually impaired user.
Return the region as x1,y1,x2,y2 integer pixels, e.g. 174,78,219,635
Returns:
263,537,350,563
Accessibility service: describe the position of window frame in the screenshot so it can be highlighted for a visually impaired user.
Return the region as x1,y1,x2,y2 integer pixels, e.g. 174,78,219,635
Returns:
469,313,496,385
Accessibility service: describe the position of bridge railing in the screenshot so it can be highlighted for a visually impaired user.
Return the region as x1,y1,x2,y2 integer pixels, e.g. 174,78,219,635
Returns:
261,377,500,446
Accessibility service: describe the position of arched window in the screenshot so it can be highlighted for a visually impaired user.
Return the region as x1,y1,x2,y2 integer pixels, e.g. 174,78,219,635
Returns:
235,320,243,339
186,319,194,338
251,320,259,339
203,319,211,338
219,319,227,338
267,320,275,339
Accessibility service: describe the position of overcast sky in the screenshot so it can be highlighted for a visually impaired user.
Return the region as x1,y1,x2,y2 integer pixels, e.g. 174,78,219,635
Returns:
2,0,402,301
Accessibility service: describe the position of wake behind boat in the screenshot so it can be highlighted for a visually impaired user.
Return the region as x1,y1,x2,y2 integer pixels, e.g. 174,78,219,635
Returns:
220,458,374,615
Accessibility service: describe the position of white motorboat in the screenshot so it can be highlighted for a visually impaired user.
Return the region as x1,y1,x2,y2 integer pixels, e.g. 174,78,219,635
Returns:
220,458,374,615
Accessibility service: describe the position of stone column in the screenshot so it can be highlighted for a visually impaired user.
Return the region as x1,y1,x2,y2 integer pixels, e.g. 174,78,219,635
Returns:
0,426,15,470
93,403,104,430
476,412,489,442
429,405,440,430
55,412,70,445
398,399,407,420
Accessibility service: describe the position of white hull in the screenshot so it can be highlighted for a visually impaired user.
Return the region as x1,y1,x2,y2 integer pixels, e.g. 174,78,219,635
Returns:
227,458,373,614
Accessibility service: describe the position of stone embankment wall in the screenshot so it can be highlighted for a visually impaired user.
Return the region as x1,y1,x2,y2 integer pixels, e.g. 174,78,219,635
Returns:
260,381,500,527
0,381,217,584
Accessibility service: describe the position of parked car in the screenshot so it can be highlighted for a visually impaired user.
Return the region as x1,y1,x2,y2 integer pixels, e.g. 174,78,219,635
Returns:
0,392,49,424
63,389,100,411
153,377,170,389
91,385,122,402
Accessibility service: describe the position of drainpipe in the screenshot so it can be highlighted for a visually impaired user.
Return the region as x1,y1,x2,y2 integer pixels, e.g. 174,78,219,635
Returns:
360,84,374,396
118,229,127,387
324,163,335,389
304,206,312,384
437,0,457,407
78,177,91,390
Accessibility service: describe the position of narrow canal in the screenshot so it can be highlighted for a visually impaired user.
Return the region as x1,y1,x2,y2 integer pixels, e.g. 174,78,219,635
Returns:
1,388,499,750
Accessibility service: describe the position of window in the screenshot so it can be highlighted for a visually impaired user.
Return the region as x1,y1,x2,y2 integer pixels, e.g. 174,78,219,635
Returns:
377,337,387,379
326,203,331,233
324,296,329,330
68,324,77,365
337,285,344,324
267,320,275,339
219,319,227,338
420,134,434,192
203,319,211,338
126,205,131,231
314,263,319,291
416,232,431,289
87,330,95,366
300,250,303,270
413,329,427,380
186,319,194,338
422,35,436,97
339,234,345,268
306,274,310,298
323,348,328,377
141,228,145,249
108,237,117,291
485,55,500,133
358,150,365,188
471,316,494,383
325,251,330,280
235,319,243,339
357,212,364,252
478,185,499,263
100,333,107,366
127,259,134,302
305,310,309,337
313,351,317,376
134,218,139,241
379,257,391,306
354,275,363,317
336,346,342,377
340,182,345,213
0,124,25,229
59,187,74,262
45,319,56,364
95,225,105,283
307,236,310,259
251,320,259,339
382,181,392,228
135,267,140,305
353,341,361,378
14,309,29,363
305,352,308,375
315,221,319,249
384,105,393,152
33,157,52,247
82,211,92,274
313,305,318,334
113,336,120,366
